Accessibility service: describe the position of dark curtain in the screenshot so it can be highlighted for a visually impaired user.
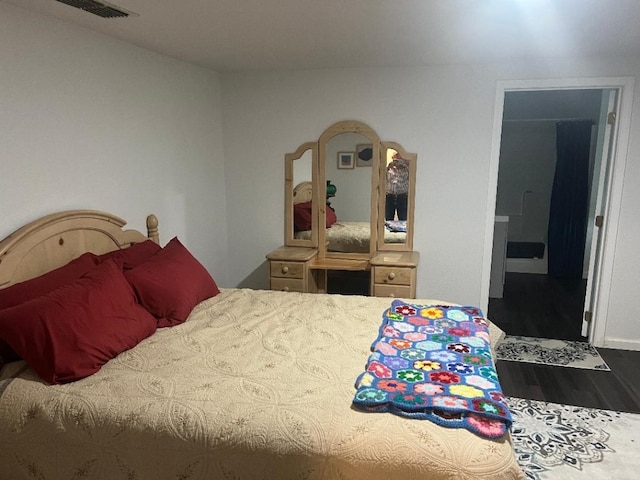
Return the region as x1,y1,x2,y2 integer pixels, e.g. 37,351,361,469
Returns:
547,120,593,278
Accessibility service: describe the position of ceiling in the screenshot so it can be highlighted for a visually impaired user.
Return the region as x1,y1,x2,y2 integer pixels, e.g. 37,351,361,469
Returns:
6,0,640,72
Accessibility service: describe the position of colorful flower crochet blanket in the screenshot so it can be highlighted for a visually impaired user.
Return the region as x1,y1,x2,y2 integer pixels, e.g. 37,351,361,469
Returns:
353,300,512,439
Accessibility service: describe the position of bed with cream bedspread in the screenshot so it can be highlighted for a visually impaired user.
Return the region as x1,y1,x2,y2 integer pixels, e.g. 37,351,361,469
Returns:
296,221,405,253
0,289,522,480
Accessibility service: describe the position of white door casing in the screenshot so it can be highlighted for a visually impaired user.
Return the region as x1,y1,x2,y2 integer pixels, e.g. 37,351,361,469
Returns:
582,89,617,338
482,77,634,348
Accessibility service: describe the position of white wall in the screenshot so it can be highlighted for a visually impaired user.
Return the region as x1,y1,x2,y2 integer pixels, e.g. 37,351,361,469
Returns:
496,121,557,244
3,5,640,349
221,59,640,349
0,4,230,286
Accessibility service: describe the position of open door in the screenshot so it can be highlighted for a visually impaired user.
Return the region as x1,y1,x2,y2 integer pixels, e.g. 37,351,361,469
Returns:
582,89,619,338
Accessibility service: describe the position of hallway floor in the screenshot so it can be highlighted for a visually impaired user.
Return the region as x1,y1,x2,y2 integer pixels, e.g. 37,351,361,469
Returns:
489,272,640,413
488,272,586,341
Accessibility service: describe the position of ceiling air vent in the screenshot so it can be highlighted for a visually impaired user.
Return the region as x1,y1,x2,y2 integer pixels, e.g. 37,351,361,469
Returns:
55,0,135,18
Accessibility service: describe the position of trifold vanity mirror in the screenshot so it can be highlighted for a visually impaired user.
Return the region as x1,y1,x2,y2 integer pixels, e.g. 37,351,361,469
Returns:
268,120,419,298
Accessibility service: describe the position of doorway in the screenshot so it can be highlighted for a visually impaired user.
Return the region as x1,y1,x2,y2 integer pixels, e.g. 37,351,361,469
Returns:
489,89,604,341
481,77,634,348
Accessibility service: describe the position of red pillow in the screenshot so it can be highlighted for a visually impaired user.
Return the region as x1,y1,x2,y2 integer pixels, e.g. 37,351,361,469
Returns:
124,237,220,327
0,252,98,311
98,240,161,269
326,204,337,228
0,251,100,365
293,202,337,231
293,201,313,231
0,260,157,384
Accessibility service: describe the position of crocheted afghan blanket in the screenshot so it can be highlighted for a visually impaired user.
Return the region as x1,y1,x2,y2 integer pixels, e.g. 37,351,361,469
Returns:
353,300,512,439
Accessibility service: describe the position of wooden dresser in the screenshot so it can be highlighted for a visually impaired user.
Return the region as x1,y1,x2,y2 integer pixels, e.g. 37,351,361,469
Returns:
266,246,319,293
267,120,419,298
370,251,419,298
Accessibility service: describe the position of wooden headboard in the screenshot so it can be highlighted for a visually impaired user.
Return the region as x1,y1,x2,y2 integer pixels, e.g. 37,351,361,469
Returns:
0,210,159,289
293,181,313,205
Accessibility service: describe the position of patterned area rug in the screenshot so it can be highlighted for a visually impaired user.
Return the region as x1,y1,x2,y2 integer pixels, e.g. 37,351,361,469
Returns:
507,397,640,479
496,335,610,370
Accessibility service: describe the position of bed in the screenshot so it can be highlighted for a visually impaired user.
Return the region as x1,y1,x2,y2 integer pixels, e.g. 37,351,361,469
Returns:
0,210,523,480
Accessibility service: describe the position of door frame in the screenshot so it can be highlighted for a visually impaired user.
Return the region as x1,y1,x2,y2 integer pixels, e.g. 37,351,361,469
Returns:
480,76,634,347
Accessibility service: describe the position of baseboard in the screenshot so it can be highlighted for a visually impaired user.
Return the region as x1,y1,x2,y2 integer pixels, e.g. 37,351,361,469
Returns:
505,257,548,274
600,337,640,351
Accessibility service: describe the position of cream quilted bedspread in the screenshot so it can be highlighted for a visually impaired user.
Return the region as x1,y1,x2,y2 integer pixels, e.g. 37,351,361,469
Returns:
0,289,523,480
296,222,405,253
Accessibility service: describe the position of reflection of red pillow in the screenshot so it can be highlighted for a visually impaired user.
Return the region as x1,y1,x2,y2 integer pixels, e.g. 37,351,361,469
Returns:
293,202,313,231
0,260,157,384
326,205,337,228
98,240,161,269
293,202,338,230
125,237,220,327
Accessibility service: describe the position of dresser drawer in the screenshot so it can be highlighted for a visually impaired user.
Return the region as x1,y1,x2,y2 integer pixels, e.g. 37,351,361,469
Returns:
270,261,304,279
270,277,306,292
373,266,412,286
372,283,413,298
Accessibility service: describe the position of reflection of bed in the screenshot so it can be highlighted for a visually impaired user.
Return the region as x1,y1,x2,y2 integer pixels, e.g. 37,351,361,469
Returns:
296,221,405,253
0,210,523,480
292,180,406,252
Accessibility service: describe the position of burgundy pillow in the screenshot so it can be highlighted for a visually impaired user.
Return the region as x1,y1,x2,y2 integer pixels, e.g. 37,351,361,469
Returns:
0,260,157,384
0,252,98,311
326,205,337,228
293,201,313,231
0,251,99,365
293,202,337,231
125,237,220,327
98,240,161,269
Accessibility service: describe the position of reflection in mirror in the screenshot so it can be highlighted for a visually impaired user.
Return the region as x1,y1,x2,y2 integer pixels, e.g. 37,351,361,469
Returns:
285,144,317,248
293,149,313,192
383,148,409,243
326,133,371,223
319,131,376,256
378,143,416,251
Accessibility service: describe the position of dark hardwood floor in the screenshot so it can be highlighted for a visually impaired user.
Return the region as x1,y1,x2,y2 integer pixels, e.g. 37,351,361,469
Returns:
489,272,640,414
488,272,587,341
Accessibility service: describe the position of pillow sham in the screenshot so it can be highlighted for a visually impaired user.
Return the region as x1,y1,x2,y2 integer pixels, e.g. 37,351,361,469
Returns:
97,239,161,269
124,237,220,327
293,201,337,231
0,252,98,311
0,260,157,384
293,201,313,231
326,204,337,228
0,251,100,365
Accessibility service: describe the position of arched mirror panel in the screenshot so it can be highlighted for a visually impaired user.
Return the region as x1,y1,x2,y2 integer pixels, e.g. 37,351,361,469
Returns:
377,141,417,252
318,130,380,260
285,142,317,248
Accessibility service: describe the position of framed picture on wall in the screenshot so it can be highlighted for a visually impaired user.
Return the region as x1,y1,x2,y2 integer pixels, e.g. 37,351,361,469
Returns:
356,144,373,167
337,151,355,169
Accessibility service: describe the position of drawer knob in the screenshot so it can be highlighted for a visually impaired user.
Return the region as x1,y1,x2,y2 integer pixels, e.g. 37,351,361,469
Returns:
387,272,396,280
281,265,289,274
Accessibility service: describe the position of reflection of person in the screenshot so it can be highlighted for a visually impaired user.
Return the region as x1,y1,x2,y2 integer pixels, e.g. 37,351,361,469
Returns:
385,154,409,221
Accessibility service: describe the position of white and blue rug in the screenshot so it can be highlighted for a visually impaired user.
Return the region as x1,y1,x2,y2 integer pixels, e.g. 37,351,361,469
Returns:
496,336,610,371
507,397,640,479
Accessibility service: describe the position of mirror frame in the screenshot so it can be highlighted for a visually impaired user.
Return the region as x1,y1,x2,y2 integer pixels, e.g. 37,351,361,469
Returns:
317,120,381,261
377,141,417,252
284,120,417,262
284,142,318,248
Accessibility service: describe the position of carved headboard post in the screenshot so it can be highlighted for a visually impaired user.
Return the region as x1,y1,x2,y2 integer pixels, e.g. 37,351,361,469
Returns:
146,214,160,244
